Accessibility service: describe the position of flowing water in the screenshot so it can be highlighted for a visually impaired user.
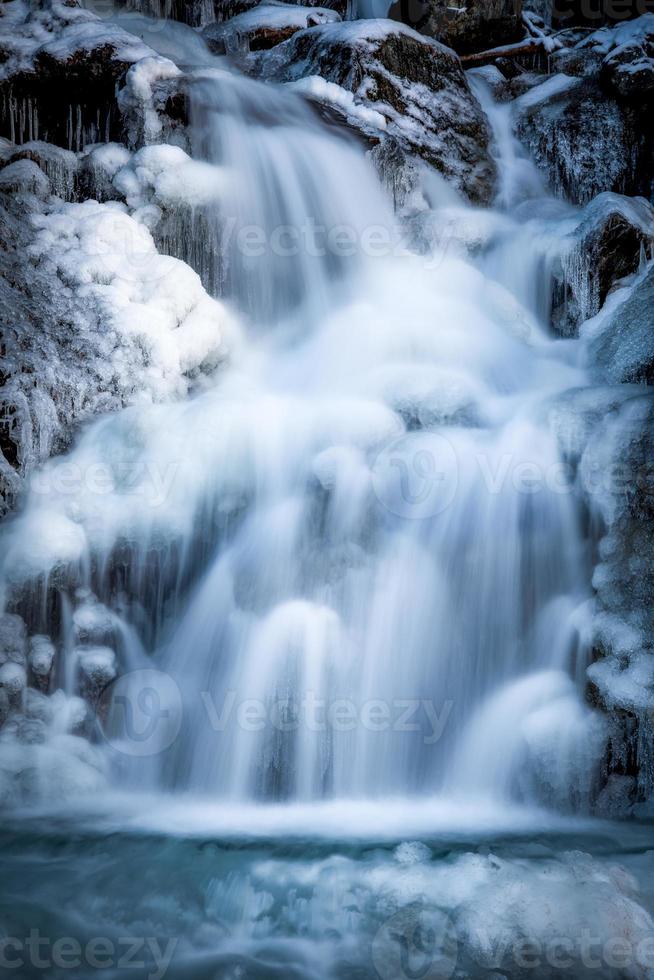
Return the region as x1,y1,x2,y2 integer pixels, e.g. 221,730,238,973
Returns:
2,16,650,979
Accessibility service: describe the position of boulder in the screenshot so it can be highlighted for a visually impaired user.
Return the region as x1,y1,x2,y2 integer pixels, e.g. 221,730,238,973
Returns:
389,0,523,56
252,20,496,203
550,386,654,804
552,192,654,335
0,662,28,701
7,141,79,199
515,70,652,205
0,0,155,150
0,170,235,517
0,0,186,154
203,3,341,55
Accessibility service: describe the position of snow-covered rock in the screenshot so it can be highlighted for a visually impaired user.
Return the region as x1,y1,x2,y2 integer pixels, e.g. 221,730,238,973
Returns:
553,192,654,336
515,61,652,205
0,0,157,150
203,2,341,55
0,613,28,665
251,20,496,203
77,645,117,693
0,177,237,516
583,265,654,385
0,157,51,196
29,635,56,687
73,595,117,647
6,140,79,198
0,661,28,700
0,734,107,804
576,14,654,100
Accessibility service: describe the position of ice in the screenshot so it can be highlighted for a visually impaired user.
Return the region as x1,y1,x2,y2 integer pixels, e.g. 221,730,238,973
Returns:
27,198,237,399
117,55,183,145
203,3,341,55
28,636,56,680
285,75,388,129
77,645,117,689
0,613,28,664
0,158,50,196
113,143,228,209
0,661,27,699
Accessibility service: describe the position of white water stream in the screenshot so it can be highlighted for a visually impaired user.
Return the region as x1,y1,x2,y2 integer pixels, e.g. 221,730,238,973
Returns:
1,20,607,816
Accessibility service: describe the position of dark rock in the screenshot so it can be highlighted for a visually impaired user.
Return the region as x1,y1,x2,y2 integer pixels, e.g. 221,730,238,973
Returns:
250,20,496,203
601,34,654,98
389,0,523,56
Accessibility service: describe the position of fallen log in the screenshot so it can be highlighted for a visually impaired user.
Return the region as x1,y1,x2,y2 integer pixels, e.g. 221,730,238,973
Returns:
460,38,548,65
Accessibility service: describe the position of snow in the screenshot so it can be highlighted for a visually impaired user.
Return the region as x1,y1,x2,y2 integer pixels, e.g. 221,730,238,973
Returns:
77,646,117,687
28,198,235,398
204,1,341,53
117,56,183,144
112,144,229,209
0,0,155,82
579,13,654,56
286,75,388,130
513,73,581,111
589,650,654,713
29,636,56,679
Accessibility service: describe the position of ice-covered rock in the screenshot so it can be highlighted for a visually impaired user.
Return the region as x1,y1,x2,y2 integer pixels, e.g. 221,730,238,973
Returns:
73,594,117,646
203,2,341,55
123,0,347,26
0,661,28,700
576,14,654,100
76,645,117,694
553,192,654,336
515,66,652,205
0,182,237,516
0,613,28,665
117,55,186,149
583,264,654,384
0,734,107,804
0,0,157,150
6,140,79,199
251,20,496,203
28,636,56,687
0,157,51,196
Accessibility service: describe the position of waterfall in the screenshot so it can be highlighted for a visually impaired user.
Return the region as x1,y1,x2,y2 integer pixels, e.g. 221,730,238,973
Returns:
0,33,606,814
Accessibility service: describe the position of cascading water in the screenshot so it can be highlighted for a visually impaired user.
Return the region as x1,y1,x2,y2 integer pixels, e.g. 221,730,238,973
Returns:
1,27,605,815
